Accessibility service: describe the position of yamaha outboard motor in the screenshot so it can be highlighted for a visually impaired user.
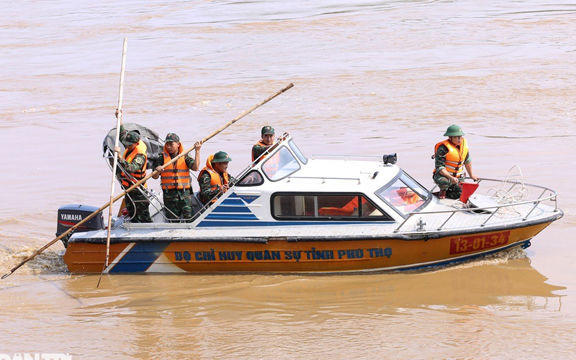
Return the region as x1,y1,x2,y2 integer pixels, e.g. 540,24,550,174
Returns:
56,204,105,247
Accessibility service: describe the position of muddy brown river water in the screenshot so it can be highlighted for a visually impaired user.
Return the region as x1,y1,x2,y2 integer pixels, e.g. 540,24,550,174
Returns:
1,1,576,359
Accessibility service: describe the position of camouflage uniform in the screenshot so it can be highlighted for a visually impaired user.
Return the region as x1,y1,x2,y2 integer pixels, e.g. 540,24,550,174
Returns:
153,152,196,223
119,124,127,138
198,151,236,205
117,138,152,223
252,126,275,162
252,143,269,162
433,144,471,200
199,172,236,205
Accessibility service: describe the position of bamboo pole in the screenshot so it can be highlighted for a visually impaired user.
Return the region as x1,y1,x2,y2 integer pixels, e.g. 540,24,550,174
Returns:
97,38,128,288
1,82,294,280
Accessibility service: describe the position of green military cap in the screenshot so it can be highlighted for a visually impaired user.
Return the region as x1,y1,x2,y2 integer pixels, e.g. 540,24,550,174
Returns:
261,126,275,135
121,131,140,146
443,124,465,137
165,133,180,143
212,151,232,163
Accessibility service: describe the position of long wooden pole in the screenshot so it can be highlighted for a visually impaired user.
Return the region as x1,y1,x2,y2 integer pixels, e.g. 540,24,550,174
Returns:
97,38,128,288
1,82,294,280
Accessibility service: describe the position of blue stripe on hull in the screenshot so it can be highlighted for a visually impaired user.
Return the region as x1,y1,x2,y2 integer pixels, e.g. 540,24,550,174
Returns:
221,199,244,206
205,213,259,220
212,206,253,213
110,242,170,273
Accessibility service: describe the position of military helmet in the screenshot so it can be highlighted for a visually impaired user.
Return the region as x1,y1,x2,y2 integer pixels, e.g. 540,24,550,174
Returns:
261,126,275,135
212,151,232,163
165,133,180,143
121,131,140,146
443,124,465,137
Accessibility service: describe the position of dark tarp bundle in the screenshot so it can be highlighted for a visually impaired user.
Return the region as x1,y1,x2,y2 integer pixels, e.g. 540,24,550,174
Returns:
102,122,163,170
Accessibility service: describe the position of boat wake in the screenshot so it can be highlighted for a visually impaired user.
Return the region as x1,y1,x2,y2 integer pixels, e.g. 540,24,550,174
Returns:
435,246,527,273
0,245,67,276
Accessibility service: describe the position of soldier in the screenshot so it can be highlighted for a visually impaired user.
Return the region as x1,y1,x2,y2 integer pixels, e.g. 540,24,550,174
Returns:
115,131,153,223
252,126,275,163
198,151,236,205
152,133,202,222
433,124,479,199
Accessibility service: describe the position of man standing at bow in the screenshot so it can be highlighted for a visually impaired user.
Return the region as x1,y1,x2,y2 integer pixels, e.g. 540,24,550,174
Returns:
433,124,479,199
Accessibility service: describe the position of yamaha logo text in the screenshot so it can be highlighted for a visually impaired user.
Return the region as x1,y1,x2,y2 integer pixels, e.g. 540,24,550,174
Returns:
60,214,82,221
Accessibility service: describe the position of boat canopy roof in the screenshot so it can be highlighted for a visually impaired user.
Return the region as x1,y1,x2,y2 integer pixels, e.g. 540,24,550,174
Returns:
235,135,431,219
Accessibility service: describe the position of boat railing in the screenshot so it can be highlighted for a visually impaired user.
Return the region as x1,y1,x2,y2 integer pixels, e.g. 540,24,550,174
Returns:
109,132,300,226
106,133,294,226
233,132,291,182
311,154,382,161
182,134,294,224
103,147,200,225
286,176,362,184
393,178,559,233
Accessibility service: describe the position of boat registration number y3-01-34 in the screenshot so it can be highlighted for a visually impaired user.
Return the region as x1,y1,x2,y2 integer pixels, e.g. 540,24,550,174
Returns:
449,231,510,255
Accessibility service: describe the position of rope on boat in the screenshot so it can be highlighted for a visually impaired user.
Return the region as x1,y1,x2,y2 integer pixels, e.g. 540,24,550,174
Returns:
486,165,530,215
449,165,530,214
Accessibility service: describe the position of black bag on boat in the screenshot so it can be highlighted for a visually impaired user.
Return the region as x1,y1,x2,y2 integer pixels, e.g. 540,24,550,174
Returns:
102,122,163,170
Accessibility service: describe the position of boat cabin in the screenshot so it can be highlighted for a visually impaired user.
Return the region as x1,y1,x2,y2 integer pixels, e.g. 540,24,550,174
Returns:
194,134,431,228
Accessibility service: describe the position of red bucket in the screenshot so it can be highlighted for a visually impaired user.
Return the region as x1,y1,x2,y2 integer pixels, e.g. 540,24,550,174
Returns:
460,182,479,203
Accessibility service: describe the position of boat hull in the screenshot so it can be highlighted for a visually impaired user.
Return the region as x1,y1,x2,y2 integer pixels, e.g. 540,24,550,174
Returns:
63,221,553,274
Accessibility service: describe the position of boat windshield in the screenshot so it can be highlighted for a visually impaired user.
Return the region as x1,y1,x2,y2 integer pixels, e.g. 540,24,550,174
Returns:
289,140,308,164
262,146,301,181
375,172,429,216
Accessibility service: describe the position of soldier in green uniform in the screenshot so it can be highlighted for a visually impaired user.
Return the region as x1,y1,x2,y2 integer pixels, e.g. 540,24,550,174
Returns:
152,133,202,222
115,131,153,223
252,126,275,163
433,124,478,199
198,151,236,205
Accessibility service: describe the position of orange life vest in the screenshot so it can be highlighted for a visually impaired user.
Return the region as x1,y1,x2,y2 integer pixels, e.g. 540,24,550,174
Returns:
259,146,281,176
160,143,191,190
120,140,148,188
396,188,421,205
198,154,230,203
433,138,469,177
252,140,269,162
318,197,359,216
